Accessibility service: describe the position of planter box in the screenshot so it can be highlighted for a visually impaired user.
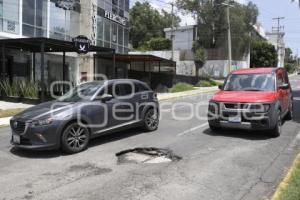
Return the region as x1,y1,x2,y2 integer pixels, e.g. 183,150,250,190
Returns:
2,96,21,103
21,98,40,105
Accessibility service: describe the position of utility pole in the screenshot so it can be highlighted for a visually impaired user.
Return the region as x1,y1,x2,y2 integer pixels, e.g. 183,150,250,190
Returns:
272,17,284,67
171,2,174,61
221,1,233,75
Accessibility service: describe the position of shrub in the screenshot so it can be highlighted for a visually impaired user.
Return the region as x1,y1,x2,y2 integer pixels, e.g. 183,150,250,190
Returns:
196,78,218,87
169,82,194,93
19,81,39,99
284,63,296,74
0,79,20,97
147,37,171,50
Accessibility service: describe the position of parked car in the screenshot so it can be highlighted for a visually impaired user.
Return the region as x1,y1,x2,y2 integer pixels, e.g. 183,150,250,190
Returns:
10,79,159,153
208,68,293,137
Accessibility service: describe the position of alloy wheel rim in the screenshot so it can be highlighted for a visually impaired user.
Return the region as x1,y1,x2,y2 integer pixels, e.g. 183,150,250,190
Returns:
146,110,158,129
67,125,88,150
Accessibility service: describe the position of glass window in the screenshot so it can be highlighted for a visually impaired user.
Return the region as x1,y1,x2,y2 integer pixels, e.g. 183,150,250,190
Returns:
124,28,129,47
0,1,3,31
97,0,104,8
125,0,129,12
22,0,47,37
118,9,124,17
104,19,111,42
0,0,19,34
49,1,71,40
112,5,118,14
118,25,123,46
224,74,275,91
112,0,118,6
112,22,117,43
97,16,104,40
104,1,112,12
119,0,124,10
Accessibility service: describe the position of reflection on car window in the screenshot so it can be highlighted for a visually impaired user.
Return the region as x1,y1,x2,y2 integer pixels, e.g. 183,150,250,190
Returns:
58,82,103,102
224,74,275,91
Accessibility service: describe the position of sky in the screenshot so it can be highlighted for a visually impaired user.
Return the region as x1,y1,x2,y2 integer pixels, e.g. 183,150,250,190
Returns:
131,0,300,55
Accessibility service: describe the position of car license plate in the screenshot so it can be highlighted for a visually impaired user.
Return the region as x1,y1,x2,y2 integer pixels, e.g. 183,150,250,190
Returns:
12,134,20,144
228,115,241,123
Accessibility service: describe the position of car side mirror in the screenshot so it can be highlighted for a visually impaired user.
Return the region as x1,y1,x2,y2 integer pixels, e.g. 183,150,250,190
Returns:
99,94,113,102
279,83,289,90
218,84,223,90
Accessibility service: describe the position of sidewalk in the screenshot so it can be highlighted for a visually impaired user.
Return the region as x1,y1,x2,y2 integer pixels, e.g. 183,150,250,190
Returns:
157,86,218,101
0,86,218,127
0,101,33,127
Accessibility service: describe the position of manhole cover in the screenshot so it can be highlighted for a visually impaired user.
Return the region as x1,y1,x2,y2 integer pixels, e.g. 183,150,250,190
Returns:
116,147,182,164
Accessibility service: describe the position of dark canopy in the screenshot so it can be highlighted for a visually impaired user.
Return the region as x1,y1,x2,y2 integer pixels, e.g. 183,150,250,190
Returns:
0,37,114,53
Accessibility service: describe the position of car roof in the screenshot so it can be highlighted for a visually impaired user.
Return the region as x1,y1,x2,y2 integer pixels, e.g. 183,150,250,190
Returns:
231,67,280,75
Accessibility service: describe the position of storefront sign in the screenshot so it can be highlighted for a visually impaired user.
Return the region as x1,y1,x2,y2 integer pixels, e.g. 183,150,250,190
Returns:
55,0,77,10
73,35,91,54
104,10,127,26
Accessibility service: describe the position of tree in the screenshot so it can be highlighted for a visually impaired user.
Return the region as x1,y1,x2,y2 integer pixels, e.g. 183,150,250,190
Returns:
284,48,298,73
176,0,258,59
129,2,181,49
250,40,278,67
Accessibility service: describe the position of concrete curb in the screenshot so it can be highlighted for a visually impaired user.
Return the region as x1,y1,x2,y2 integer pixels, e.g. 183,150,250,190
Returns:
271,152,300,200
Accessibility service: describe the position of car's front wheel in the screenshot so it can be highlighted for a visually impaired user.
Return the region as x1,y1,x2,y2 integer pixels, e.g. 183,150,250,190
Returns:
209,124,222,132
143,108,159,131
285,99,293,120
61,122,90,153
270,110,282,137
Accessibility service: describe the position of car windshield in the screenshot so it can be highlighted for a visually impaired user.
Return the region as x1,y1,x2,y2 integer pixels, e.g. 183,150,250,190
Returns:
57,82,104,102
224,73,275,91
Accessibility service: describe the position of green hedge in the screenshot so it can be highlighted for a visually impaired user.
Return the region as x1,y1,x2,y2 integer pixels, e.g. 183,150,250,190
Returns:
169,82,195,93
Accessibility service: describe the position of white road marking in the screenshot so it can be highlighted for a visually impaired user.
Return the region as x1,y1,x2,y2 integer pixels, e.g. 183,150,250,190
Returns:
177,122,209,136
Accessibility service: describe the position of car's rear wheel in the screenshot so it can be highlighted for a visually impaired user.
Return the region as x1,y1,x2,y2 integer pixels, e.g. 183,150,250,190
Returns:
61,122,90,153
270,110,282,137
143,108,159,131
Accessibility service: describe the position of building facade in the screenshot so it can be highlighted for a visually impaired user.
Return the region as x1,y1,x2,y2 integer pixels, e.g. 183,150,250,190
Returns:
266,31,285,68
0,0,130,90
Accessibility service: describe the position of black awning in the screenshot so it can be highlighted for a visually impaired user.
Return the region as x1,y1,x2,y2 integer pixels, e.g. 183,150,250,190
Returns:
94,53,176,66
0,37,114,53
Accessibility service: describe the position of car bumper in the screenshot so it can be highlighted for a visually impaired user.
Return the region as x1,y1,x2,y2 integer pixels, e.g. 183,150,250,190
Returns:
10,120,62,150
208,102,277,130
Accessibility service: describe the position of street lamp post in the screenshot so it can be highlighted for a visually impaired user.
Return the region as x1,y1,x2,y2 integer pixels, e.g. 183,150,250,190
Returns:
221,1,234,75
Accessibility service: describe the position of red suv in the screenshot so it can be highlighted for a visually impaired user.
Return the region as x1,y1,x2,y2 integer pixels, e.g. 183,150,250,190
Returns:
208,68,293,137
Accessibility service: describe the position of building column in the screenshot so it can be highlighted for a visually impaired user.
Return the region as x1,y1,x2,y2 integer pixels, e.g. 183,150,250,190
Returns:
40,42,45,102
1,44,5,80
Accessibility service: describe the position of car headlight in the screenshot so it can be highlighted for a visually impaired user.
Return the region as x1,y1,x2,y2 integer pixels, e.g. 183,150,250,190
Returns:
208,101,219,114
31,118,53,127
249,104,270,113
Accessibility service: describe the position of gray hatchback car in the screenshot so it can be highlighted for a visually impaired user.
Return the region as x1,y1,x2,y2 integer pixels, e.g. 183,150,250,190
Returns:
10,79,159,153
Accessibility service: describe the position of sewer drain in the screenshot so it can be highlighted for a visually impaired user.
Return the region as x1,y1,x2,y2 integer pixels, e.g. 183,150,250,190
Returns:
116,147,182,164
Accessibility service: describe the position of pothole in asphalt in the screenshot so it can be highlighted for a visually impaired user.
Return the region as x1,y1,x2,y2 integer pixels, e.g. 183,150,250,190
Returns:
116,147,182,164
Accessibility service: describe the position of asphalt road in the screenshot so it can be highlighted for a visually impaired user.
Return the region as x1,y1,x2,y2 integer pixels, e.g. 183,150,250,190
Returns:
1,75,300,200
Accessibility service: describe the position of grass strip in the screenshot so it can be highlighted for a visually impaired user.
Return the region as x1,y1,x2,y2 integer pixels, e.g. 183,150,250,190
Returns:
0,108,25,118
272,152,300,200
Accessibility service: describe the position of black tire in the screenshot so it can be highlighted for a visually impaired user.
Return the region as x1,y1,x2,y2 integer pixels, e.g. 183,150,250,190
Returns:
285,99,293,120
142,108,159,131
61,122,90,154
209,124,221,132
270,110,282,137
